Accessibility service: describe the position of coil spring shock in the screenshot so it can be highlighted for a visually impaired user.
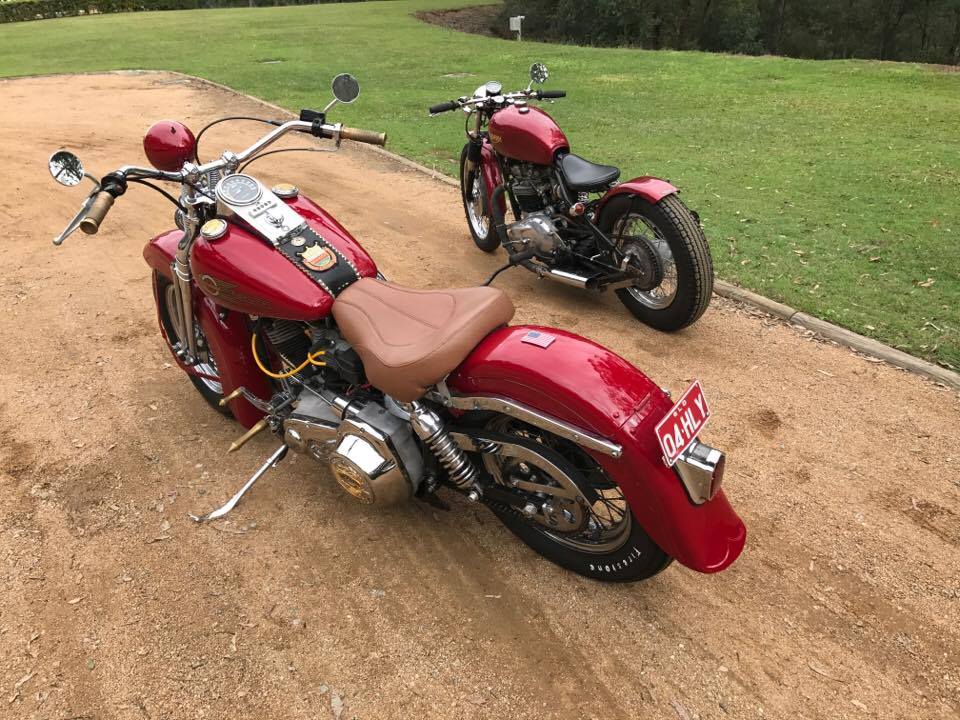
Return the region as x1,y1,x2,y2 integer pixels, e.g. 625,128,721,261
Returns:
408,403,478,489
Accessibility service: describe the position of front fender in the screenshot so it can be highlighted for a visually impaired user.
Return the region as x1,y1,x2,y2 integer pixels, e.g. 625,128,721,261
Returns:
447,325,745,573
144,231,272,428
598,176,678,211
480,140,506,215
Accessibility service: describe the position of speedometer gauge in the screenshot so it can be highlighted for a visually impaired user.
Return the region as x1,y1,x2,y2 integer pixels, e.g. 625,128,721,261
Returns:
216,174,262,205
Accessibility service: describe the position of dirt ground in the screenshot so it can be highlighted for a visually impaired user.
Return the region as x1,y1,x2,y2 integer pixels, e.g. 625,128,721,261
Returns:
416,5,502,37
0,72,957,720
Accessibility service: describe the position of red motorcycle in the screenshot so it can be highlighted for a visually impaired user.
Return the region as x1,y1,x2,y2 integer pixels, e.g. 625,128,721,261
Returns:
430,63,714,331
49,74,744,582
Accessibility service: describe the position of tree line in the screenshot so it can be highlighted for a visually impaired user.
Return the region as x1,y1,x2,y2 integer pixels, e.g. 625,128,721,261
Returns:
498,1,960,64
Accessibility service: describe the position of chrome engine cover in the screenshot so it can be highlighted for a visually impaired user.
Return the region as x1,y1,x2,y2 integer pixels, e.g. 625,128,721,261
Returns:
505,212,563,254
283,393,423,506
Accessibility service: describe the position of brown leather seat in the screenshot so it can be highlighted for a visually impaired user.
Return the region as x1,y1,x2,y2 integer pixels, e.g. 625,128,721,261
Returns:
332,278,515,402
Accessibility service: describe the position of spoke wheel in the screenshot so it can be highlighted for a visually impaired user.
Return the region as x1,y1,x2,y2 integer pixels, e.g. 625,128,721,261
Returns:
465,173,490,240
164,284,223,395
483,417,633,554
459,143,499,252
601,194,714,331
156,273,229,413
615,214,678,310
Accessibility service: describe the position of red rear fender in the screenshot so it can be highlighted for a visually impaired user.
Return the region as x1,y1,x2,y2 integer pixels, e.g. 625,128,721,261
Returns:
599,176,678,211
447,325,746,573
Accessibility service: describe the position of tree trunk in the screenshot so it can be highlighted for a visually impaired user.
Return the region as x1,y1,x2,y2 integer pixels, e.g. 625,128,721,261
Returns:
774,0,788,55
879,0,909,60
951,7,960,64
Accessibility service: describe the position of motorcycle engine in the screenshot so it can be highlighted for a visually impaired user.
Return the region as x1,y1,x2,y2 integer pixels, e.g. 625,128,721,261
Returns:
508,162,553,214
283,393,424,505
504,162,566,255
505,212,564,254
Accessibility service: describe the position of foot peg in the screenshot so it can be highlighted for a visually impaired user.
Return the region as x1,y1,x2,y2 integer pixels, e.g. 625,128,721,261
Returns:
189,444,288,523
228,417,269,453
219,387,246,407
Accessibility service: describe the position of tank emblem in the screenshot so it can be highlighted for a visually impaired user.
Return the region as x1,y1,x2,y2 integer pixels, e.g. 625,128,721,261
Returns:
300,244,338,272
198,274,221,296
290,234,308,247
489,132,502,144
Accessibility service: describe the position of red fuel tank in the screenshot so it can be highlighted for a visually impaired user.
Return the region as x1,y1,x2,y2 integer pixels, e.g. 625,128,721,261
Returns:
488,105,569,165
189,193,377,321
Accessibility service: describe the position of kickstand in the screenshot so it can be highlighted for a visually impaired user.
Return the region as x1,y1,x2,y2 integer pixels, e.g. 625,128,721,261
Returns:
189,444,288,523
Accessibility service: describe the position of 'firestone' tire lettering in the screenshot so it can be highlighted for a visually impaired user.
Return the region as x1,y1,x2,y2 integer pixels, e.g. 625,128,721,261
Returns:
589,547,643,573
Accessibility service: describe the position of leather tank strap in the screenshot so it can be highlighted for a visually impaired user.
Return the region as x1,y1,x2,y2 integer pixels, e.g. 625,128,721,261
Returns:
276,225,361,297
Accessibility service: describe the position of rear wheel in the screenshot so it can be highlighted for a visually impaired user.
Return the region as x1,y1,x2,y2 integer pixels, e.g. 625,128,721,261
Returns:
479,416,672,582
155,273,228,413
602,194,713,331
459,143,499,252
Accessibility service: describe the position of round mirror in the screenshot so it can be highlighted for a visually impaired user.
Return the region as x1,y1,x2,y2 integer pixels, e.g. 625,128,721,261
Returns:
530,63,549,84
331,73,360,104
49,150,85,187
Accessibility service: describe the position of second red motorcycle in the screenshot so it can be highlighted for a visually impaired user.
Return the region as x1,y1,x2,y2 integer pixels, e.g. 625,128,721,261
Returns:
48,74,743,582
430,63,714,331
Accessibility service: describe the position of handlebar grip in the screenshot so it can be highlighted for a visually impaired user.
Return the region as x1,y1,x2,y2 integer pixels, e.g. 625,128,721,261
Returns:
429,100,459,115
538,90,566,99
339,126,387,147
80,192,115,235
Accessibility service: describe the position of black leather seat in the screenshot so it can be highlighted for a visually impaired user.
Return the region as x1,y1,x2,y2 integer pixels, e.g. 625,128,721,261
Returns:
557,153,621,192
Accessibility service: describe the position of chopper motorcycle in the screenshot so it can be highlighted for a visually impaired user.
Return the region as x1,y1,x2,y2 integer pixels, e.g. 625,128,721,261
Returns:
430,63,714,331
48,74,744,582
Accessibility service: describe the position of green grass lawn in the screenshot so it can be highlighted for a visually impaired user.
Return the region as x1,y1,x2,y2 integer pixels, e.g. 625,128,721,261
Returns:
1,0,957,368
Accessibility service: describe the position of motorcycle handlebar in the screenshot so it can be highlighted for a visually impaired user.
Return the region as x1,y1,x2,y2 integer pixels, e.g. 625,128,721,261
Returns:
338,125,388,146
429,100,460,115
537,89,566,99
79,191,115,235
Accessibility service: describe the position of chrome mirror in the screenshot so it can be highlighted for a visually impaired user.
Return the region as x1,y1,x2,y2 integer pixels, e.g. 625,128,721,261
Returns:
331,73,360,104
49,150,85,187
529,63,549,85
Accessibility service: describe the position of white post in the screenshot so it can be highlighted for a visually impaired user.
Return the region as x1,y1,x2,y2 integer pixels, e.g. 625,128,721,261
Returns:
509,15,525,41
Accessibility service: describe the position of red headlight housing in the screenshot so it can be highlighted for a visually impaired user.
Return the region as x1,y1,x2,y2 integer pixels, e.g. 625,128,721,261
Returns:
143,120,196,172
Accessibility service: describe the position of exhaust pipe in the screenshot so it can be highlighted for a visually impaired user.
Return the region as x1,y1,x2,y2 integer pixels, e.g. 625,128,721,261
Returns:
538,268,592,289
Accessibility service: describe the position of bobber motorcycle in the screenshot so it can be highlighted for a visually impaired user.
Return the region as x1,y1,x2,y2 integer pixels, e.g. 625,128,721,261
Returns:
48,74,744,582
430,63,714,331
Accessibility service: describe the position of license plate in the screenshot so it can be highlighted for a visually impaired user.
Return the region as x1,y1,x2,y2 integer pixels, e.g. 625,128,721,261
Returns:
655,380,711,466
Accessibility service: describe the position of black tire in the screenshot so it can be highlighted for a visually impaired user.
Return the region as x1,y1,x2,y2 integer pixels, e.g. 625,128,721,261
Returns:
470,417,672,583
155,273,230,414
600,193,713,331
493,502,673,583
459,143,500,252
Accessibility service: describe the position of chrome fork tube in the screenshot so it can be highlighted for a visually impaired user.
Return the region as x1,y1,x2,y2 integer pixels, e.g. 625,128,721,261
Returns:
174,208,200,362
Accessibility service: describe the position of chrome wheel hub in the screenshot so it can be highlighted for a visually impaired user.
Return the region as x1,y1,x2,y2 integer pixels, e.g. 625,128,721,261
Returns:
615,215,677,310
483,419,632,554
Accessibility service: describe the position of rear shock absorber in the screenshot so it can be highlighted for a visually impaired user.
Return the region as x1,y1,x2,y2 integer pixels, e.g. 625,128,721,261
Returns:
406,402,480,495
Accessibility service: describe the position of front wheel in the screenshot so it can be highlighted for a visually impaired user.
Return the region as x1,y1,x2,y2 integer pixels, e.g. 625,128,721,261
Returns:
155,273,229,413
478,416,672,582
459,143,499,252
601,193,713,331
